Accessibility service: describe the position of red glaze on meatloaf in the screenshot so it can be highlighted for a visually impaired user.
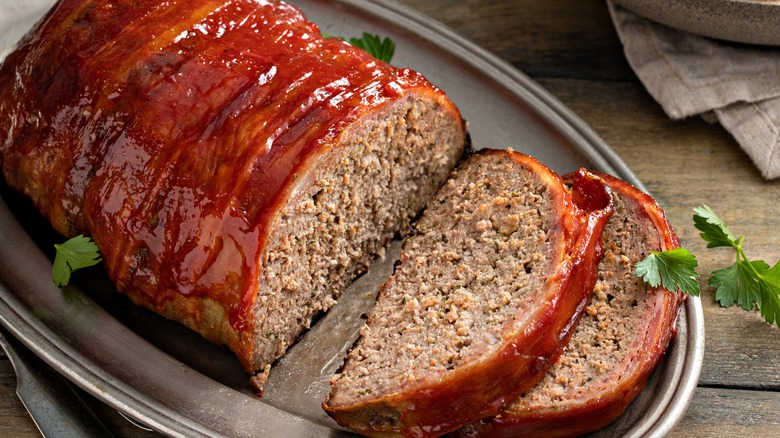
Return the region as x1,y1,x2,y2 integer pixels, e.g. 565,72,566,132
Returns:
324,150,613,437
456,172,686,438
0,0,466,374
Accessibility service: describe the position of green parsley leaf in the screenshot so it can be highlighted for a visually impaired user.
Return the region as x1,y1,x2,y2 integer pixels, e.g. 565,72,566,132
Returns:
348,32,395,63
759,262,780,325
692,205,737,248
322,31,395,63
695,205,780,328
52,235,101,287
635,247,701,297
710,263,739,308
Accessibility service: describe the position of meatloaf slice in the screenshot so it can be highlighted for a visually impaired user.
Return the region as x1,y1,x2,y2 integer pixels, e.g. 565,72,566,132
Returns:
456,172,686,438
324,150,613,437
0,0,466,374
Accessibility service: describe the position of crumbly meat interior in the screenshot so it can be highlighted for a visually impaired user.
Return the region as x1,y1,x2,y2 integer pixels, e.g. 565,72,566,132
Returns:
248,96,464,370
328,153,562,405
513,189,661,407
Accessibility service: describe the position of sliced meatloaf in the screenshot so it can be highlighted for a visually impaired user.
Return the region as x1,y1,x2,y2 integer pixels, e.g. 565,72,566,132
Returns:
324,150,614,437
0,0,466,374
456,172,686,438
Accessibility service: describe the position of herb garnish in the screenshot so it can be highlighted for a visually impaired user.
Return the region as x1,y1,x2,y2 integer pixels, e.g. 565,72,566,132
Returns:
635,247,700,297
692,205,780,328
635,204,780,329
323,31,395,63
52,235,101,287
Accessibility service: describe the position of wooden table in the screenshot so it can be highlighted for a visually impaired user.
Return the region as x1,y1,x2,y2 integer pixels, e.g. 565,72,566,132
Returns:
3,0,780,436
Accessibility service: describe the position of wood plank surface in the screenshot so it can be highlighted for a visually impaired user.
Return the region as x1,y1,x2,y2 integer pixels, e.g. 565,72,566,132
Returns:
670,387,780,437
0,353,38,437
3,0,780,436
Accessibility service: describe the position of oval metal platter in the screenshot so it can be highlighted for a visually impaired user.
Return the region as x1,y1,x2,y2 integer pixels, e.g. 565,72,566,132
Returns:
0,0,704,436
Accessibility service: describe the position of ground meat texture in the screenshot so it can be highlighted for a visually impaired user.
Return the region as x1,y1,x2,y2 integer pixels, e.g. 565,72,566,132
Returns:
324,150,614,437
336,155,558,391
457,172,686,438
251,96,465,369
0,0,467,374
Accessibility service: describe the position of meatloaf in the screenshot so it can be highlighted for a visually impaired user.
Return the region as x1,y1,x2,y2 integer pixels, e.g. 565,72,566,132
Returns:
0,0,466,374
456,172,686,438
324,150,614,437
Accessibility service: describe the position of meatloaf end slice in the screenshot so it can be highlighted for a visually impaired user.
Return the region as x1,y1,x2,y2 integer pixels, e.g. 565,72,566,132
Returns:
324,150,613,437
456,172,686,438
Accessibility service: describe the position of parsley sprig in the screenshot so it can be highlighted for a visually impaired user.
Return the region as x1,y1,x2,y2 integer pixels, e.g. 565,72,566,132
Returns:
693,205,780,327
52,235,101,287
323,32,395,63
347,32,395,63
635,247,700,296
636,205,780,329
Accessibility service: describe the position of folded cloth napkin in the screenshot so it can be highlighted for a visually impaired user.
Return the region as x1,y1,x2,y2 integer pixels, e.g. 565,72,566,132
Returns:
0,0,55,61
607,1,780,179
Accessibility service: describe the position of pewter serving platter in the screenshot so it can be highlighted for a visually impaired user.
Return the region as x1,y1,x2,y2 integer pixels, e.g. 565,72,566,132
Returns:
0,0,704,436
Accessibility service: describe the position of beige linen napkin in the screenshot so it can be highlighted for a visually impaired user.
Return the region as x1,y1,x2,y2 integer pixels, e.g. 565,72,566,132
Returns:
0,1,55,61
607,1,780,179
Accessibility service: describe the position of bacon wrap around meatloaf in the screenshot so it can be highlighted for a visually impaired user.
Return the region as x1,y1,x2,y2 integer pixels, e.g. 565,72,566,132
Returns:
0,0,466,374
325,151,614,437
455,172,686,438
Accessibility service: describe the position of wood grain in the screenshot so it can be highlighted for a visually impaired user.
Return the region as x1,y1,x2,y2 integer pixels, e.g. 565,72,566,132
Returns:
3,0,780,436
670,387,780,436
401,0,635,80
0,357,38,437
